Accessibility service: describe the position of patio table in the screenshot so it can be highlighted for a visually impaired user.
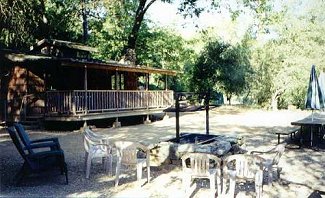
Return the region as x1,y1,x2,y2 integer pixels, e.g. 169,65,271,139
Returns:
291,113,325,147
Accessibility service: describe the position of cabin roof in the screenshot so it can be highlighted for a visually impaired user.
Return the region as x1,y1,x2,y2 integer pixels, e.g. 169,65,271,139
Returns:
3,51,177,76
30,39,98,53
61,58,177,75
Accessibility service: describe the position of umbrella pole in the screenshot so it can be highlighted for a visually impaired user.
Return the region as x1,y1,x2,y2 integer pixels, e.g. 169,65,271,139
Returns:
205,91,210,135
175,93,180,141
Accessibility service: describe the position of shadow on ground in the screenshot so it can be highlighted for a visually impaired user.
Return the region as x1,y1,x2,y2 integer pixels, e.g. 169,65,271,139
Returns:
1,108,324,197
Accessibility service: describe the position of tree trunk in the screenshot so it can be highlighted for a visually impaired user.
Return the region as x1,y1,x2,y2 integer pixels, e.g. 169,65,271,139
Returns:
121,0,156,90
39,0,49,39
205,91,210,135
271,93,279,111
123,1,146,63
227,95,232,105
271,89,284,111
81,0,89,43
123,48,136,64
122,0,156,63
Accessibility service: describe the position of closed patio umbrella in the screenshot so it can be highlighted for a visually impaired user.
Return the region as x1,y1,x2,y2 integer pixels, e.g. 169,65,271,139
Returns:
305,65,325,120
318,71,325,103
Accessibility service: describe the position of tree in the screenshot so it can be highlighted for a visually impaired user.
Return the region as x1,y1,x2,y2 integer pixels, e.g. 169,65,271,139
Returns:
48,0,105,42
45,0,83,42
89,0,138,61
190,39,251,104
0,0,47,49
136,27,197,91
248,0,325,110
119,0,218,64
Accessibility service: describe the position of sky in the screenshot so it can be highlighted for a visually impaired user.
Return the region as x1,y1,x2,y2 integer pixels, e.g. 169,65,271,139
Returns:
146,0,254,41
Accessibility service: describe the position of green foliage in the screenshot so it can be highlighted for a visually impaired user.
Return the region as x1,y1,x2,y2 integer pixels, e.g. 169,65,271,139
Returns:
247,0,325,109
190,38,251,103
45,0,83,42
89,0,198,91
2,0,325,108
0,0,46,49
136,27,197,91
0,0,103,49
177,0,220,18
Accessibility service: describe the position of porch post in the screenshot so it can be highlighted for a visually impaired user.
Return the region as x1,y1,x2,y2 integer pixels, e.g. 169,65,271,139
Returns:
146,73,149,90
144,73,151,124
164,75,168,90
113,70,121,127
115,70,119,116
119,72,122,90
115,70,118,90
84,65,88,114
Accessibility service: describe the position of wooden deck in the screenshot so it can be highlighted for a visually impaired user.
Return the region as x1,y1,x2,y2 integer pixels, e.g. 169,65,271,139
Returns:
44,90,174,121
44,108,167,121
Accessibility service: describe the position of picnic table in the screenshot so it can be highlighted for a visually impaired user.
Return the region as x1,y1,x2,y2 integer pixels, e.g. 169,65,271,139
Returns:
291,112,325,147
272,126,300,144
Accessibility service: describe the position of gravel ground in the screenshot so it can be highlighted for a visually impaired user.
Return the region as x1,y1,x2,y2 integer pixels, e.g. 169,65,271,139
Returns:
1,106,324,197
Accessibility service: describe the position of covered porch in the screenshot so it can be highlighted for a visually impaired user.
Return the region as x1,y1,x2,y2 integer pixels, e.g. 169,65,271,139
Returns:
1,44,177,123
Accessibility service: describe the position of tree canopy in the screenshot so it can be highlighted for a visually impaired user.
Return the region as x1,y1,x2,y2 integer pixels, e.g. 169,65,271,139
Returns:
1,0,324,109
190,38,251,104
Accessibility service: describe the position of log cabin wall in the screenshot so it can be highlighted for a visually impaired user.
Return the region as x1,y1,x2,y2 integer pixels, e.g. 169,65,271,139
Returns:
6,64,46,121
26,66,45,116
7,66,28,121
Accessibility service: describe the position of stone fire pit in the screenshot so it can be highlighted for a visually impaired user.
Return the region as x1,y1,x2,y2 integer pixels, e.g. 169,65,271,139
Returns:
150,133,245,166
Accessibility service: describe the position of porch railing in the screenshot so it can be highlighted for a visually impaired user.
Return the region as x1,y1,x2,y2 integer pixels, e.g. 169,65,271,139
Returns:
46,90,174,115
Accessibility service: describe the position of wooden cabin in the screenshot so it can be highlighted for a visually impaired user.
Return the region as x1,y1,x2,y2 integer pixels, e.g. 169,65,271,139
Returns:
0,39,176,126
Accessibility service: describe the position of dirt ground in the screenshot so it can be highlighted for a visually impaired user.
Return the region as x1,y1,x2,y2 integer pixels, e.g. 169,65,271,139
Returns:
0,106,324,197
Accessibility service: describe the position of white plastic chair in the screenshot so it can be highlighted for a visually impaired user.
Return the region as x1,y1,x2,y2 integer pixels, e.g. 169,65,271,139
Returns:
181,152,222,197
114,141,150,186
223,154,265,198
250,143,286,184
83,127,113,179
219,169,236,198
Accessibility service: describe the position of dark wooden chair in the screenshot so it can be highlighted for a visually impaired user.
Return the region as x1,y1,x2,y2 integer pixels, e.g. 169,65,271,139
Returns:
7,127,68,185
13,123,61,153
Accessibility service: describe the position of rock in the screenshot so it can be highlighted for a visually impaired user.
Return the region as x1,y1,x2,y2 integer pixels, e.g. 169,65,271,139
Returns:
150,135,242,164
150,142,174,166
216,134,244,145
209,140,232,156
231,144,247,154
177,143,195,154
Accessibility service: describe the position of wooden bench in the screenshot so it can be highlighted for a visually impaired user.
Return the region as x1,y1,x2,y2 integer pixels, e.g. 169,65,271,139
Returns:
273,127,301,144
